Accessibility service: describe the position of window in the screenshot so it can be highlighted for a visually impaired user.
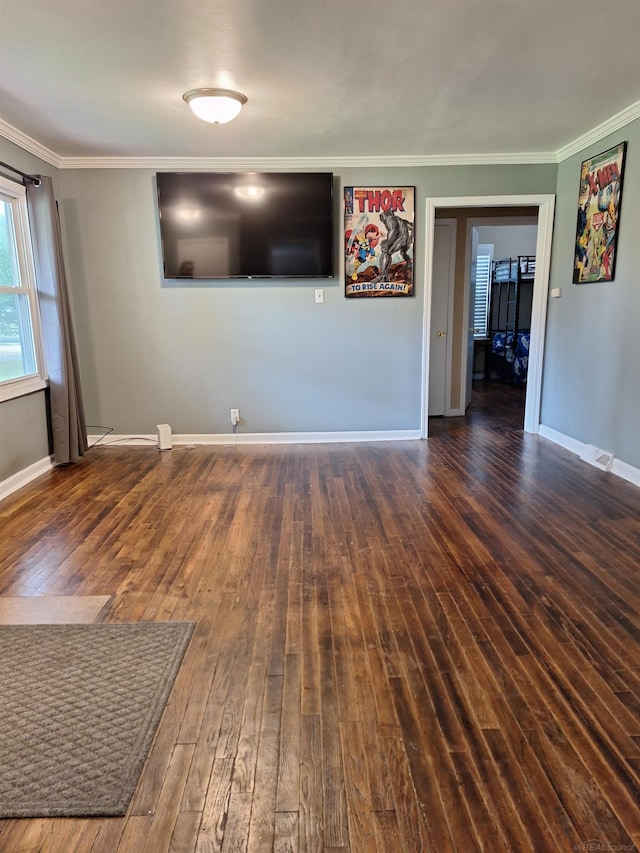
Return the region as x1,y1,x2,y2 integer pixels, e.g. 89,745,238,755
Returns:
473,243,493,338
0,175,46,401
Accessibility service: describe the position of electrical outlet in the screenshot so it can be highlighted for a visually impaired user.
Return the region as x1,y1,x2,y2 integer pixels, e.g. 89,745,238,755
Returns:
230,408,240,425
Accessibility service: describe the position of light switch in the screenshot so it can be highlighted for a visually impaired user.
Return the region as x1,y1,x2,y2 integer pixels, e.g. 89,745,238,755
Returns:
315,288,324,303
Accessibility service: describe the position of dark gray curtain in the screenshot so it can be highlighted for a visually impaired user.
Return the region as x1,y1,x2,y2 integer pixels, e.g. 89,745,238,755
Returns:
26,176,87,464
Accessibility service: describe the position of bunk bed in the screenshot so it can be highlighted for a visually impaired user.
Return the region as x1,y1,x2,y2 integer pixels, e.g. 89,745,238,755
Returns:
488,255,535,385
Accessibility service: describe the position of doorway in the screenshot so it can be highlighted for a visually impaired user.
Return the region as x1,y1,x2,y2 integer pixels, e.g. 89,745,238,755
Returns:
421,194,556,438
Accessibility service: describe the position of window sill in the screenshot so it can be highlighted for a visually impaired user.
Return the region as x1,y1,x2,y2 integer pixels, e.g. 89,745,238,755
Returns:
0,376,48,403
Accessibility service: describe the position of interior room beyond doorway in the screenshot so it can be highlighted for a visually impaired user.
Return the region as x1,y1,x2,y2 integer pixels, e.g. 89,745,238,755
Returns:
470,218,538,429
426,202,547,436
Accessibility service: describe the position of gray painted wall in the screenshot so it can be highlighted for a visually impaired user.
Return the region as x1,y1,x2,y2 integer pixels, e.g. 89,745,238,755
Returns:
59,164,556,437
0,391,50,481
542,119,639,468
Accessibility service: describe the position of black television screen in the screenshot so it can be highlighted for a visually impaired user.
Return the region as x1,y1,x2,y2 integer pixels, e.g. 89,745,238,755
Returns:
156,171,334,279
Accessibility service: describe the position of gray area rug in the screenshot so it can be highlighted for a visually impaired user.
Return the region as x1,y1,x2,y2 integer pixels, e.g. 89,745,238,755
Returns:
0,621,194,817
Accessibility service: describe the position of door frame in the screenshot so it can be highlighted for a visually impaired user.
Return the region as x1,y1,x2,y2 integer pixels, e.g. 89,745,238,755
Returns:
421,194,556,437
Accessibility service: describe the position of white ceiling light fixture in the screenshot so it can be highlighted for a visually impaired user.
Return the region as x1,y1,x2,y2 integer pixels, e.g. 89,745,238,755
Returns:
183,88,247,124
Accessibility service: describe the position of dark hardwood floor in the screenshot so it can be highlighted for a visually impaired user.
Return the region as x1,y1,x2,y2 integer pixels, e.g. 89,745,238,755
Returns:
0,386,638,852
429,378,526,436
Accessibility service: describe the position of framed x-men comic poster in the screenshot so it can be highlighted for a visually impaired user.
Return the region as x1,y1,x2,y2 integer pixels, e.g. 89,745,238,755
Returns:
573,142,626,284
344,186,415,297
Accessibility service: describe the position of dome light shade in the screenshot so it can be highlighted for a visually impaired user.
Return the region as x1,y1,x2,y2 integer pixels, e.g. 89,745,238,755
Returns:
183,88,247,124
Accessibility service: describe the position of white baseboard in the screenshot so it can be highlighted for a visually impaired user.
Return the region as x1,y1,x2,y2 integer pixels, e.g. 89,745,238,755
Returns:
179,429,423,445
538,424,640,488
88,429,422,448
610,457,640,488
0,456,54,503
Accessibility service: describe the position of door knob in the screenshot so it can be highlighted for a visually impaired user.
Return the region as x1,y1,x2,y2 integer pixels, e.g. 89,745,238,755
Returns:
437,330,445,337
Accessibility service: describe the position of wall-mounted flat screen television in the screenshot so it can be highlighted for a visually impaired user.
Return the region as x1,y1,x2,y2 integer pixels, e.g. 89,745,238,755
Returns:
156,171,334,279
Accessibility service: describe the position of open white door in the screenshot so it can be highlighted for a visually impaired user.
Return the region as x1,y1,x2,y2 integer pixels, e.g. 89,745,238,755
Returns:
464,227,479,411
429,221,456,416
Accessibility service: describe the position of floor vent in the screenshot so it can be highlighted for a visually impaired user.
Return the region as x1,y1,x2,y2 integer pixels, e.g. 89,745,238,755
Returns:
580,444,614,472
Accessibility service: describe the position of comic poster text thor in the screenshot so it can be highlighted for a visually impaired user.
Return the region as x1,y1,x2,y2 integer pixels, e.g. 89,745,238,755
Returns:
344,186,415,297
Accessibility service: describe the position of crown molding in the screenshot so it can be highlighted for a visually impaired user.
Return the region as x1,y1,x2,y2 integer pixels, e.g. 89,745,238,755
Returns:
1,102,638,170
0,120,62,168
555,100,640,162
57,151,557,169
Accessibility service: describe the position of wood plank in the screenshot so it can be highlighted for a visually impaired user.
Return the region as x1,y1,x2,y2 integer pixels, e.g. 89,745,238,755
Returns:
381,736,433,851
273,812,298,853
117,816,154,852
219,793,252,852
142,744,196,853
276,653,301,813
300,578,321,717
354,679,396,813
299,714,323,853
339,721,377,852
195,758,234,853
372,809,403,852
231,662,266,794
246,675,283,851
91,818,126,852
316,568,349,849
168,812,200,853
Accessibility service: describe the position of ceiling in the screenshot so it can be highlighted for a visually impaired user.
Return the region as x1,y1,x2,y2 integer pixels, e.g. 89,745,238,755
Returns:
1,0,639,163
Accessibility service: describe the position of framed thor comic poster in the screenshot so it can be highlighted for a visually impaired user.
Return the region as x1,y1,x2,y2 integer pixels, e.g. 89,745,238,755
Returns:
573,142,627,284
344,186,415,297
